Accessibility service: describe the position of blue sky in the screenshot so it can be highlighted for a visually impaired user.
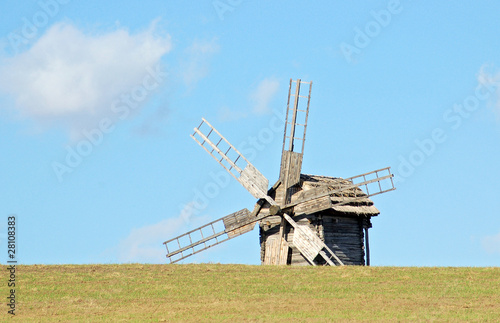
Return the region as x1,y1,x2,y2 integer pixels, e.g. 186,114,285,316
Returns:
1,1,500,266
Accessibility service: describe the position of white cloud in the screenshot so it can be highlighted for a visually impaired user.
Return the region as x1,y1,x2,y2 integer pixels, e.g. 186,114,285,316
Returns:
250,77,280,115
216,77,281,122
477,64,500,119
111,202,208,263
481,231,500,255
0,21,171,137
180,38,219,89
217,106,248,122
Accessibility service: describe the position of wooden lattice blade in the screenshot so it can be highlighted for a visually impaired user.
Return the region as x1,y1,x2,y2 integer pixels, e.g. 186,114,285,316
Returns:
163,203,270,264
283,213,343,266
286,167,395,213
191,118,274,204
279,79,312,201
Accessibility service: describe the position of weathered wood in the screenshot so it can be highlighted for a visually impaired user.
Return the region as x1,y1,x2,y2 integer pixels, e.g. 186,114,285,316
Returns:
283,213,342,266
257,174,385,266
223,208,252,232
284,168,395,210
365,227,370,266
288,79,301,151
278,79,312,205
227,222,256,239
165,204,270,263
331,204,379,215
240,164,270,202
264,236,280,265
290,245,311,266
294,195,331,215
168,79,395,266
277,217,289,265
287,226,321,265
323,216,365,265
191,118,274,205
278,238,289,265
279,150,303,190
266,213,365,266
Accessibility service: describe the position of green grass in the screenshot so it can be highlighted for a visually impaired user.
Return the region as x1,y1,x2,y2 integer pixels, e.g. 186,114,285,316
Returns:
3,264,500,321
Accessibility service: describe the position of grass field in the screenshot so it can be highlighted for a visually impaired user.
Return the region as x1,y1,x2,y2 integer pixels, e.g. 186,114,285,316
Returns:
3,264,499,321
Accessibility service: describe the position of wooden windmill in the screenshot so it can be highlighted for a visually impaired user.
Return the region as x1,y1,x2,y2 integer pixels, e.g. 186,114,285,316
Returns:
164,79,395,266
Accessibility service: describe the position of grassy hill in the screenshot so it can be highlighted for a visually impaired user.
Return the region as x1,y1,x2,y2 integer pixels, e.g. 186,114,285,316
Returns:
5,264,500,321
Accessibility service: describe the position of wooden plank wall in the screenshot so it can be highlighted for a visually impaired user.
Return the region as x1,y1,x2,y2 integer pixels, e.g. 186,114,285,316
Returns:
322,215,365,265
260,213,370,266
259,216,281,264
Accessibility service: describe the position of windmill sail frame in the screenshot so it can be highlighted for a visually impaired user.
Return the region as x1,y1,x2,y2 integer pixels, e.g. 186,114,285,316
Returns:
162,78,395,266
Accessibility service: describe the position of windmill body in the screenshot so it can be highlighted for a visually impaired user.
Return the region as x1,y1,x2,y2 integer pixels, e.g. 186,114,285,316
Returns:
260,174,379,266
163,79,395,266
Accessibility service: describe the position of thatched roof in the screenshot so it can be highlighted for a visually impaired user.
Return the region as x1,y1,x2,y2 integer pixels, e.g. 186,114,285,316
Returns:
292,174,380,216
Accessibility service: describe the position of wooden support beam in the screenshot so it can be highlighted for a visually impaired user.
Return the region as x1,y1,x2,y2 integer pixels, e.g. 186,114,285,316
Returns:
365,227,370,266
278,217,289,265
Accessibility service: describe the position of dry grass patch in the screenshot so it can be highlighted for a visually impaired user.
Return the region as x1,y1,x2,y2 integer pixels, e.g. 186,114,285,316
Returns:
2,264,499,321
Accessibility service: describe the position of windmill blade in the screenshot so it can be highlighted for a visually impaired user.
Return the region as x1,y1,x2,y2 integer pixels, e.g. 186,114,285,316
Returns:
191,118,275,205
276,79,312,265
163,202,270,264
283,213,343,266
279,79,312,203
290,167,395,215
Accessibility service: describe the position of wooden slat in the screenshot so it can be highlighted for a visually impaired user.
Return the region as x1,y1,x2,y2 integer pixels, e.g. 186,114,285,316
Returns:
284,214,320,265
191,118,273,203
164,205,270,263
284,213,344,266
222,208,252,231
288,79,301,152
277,217,289,265
240,164,269,201
283,214,324,265
322,216,364,265
279,150,303,188
278,238,289,265
264,236,280,265
278,79,312,205
294,195,332,215
285,168,395,210
226,222,256,239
